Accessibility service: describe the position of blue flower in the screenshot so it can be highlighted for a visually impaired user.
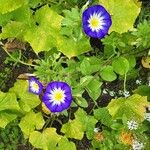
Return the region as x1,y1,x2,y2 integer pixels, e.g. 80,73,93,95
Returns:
42,81,72,113
82,5,112,38
29,77,43,95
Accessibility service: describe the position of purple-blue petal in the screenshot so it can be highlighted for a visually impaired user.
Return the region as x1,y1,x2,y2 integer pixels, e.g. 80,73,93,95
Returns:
42,81,72,113
82,5,112,38
28,77,43,95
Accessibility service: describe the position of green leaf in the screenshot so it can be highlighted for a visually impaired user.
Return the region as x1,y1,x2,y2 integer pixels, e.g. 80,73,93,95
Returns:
86,78,102,101
57,137,76,150
0,91,20,128
74,108,97,140
29,128,62,150
99,0,141,33
107,94,149,122
0,0,28,14
9,80,41,112
0,5,31,27
29,0,42,8
75,97,88,108
0,111,18,128
112,57,129,75
61,119,84,140
94,108,113,127
1,21,27,39
0,92,20,111
134,85,150,99
62,108,97,140
125,55,136,70
57,35,90,59
100,65,117,81
19,111,45,137
80,76,94,87
24,5,63,53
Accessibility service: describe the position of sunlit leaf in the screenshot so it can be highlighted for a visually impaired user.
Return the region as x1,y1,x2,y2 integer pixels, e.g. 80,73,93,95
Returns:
0,91,20,128
57,137,76,150
112,57,129,75
29,128,62,150
19,111,45,137
99,0,141,33
9,80,41,112
107,94,149,122
0,0,28,14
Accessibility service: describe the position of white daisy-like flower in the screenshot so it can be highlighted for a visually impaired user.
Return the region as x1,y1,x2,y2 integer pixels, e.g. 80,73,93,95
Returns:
136,80,142,85
118,90,123,95
144,113,150,122
102,89,108,94
127,120,138,130
132,140,144,150
109,91,115,97
123,90,130,98
94,127,100,133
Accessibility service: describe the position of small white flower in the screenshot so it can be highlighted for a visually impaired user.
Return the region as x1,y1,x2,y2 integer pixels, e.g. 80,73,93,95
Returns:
148,80,150,86
118,90,123,95
123,91,130,98
102,89,108,94
127,120,138,130
136,80,142,85
109,91,115,97
94,127,100,133
144,113,150,122
148,107,150,111
132,140,144,150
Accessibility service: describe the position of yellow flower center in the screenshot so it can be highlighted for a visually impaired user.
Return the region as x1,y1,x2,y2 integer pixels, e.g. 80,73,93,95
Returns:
33,83,39,90
90,18,99,28
54,91,64,101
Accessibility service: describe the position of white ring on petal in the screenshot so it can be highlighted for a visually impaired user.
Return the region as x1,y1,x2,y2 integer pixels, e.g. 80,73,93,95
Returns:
48,87,66,106
30,81,40,93
88,12,105,32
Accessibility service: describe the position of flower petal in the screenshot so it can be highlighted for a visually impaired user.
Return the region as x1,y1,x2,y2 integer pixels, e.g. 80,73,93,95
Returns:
28,77,43,95
42,81,72,113
82,5,112,38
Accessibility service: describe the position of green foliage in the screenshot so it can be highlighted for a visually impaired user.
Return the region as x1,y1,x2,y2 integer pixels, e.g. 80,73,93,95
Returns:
0,0,28,14
112,57,129,75
0,121,26,150
107,94,149,122
0,0,150,149
0,92,20,128
10,80,41,112
57,137,76,150
94,108,113,127
99,0,141,33
100,65,117,81
19,111,45,137
29,128,62,150
132,20,150,48
62,108,97,140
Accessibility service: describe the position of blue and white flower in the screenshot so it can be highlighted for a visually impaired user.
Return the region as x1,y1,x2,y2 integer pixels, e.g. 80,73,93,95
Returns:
42,81,72,113
29,77,43,95
82,5,112,38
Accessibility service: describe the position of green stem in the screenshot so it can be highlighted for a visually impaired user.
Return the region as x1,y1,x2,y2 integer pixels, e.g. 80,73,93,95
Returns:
43,114,56,130
3,47,36,67
123,73,127,93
